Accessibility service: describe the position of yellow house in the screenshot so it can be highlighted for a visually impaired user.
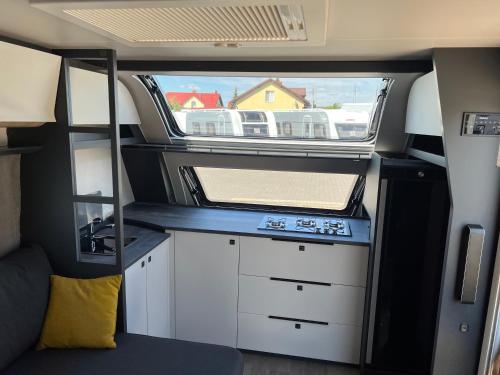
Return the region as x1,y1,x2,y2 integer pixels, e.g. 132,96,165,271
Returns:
228,79,310,110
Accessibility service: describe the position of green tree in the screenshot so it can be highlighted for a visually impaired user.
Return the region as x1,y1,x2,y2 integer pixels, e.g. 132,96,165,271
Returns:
322,103,342,109
233,87,238,99
169,98,183,111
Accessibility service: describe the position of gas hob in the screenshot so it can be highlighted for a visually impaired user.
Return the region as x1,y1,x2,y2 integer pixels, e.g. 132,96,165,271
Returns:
257,215,351,237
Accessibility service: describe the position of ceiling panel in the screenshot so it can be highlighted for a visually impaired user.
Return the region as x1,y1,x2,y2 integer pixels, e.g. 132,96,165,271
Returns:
0,0,499,60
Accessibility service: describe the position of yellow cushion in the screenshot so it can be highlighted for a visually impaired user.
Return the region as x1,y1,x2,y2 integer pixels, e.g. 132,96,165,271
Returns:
37,274,122,350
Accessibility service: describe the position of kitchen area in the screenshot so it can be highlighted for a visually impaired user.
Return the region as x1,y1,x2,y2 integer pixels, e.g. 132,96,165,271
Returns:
119,202,371,364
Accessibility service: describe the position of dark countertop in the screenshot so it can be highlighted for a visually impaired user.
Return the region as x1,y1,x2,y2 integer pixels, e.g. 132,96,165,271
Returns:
123,203,371,246
97,224,170,269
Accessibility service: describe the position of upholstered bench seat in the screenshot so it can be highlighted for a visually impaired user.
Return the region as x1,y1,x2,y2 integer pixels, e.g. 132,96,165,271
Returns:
0,245,243,375
4,333,243,375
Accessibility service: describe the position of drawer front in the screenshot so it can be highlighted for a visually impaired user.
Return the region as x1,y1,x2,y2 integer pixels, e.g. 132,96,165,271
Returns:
240,236,368,286
238,275,365,326
238,313,361,364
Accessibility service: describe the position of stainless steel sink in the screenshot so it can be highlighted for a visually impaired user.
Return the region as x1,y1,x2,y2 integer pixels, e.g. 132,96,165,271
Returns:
100,235,137,249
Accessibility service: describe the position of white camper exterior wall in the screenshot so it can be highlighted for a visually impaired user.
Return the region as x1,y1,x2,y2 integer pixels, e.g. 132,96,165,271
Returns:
405,71,443,136
69,67,141,125
0,41,60,127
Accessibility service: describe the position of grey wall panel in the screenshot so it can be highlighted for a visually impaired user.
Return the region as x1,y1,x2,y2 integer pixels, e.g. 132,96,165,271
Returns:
0,154,21,257
122,149,169,203
360,153,381,365
375,73,422,153
362,153,382,242
432,48,500,375
118,73,171,144
73,147,135,206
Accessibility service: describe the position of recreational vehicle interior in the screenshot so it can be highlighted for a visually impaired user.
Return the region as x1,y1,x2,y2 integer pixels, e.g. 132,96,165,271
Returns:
0,1,499,374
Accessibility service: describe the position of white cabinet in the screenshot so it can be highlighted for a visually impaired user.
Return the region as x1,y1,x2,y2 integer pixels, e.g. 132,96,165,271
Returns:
238,313,362,364
238,275,365,326
125,239,172,338
237,236,369,364
174,231,239,347
146,240,171,337
240,236,369,287
149,229,368,364
124,255,148,335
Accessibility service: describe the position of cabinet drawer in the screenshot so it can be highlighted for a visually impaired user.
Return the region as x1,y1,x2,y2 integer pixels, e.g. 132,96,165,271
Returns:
238,313,361,364
240,236,368,286
238,275,365,326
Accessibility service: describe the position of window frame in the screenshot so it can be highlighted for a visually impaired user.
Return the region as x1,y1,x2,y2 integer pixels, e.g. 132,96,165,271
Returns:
140,73,391,149
179,166,366,217
265,90,275,103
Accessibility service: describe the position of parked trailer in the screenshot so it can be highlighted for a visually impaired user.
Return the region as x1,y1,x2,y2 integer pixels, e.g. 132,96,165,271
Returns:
172,108,371,140
326,110,371,139
173,109,242,136
273,109,339,139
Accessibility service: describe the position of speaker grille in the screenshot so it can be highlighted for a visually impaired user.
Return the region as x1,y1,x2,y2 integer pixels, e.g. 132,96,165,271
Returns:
63,5,306,43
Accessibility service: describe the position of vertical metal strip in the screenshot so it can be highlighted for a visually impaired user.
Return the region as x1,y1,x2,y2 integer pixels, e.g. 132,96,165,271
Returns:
106,50,127,332
106,50,124,271
359,177,387,369
478,233,500,374
62,58,84,263
365,178,388,364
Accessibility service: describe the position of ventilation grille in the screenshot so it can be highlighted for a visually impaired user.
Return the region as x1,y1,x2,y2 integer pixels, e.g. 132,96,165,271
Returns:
63,5,307,43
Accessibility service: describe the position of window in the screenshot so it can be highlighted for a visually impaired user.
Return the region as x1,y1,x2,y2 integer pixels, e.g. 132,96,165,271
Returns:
189,167,361,212
265,90,275,103
154,74,388,141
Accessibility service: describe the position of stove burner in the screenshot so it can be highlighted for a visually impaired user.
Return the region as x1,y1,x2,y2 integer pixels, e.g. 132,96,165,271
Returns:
265,217,286,230
296,218,316,228
258,215,351,237
324,220,344,229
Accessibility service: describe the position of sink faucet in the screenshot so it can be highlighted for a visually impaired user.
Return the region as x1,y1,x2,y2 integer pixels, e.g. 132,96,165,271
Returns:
88,218,115,253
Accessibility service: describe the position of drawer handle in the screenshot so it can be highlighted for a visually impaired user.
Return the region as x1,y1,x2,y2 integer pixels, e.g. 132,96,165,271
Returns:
297,285,303,291
271,238,334,246
270,277,332,287
268,316,328,326
229,239,236,245
141,261,145,268
295,323,301,329
148,256,151,263
299,245,305,251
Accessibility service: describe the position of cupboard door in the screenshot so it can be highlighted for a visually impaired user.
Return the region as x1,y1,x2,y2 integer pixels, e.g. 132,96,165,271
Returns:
146,240,171,338
125,256,148,335
175,231,239,347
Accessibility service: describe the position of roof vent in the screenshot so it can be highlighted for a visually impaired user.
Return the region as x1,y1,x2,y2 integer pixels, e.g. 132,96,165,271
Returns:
62,5,306,43
32,1,327,47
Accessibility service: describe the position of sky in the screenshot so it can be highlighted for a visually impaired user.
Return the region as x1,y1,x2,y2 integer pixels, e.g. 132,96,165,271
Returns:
155,75,384,108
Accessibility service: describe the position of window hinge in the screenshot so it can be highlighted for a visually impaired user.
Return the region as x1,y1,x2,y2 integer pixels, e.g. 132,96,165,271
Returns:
144,75,159,93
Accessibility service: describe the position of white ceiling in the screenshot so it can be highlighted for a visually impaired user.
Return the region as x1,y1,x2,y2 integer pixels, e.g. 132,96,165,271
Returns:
1,0,500,60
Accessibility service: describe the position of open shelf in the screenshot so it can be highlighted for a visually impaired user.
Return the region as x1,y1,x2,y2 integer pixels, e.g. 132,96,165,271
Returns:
0,145,42,156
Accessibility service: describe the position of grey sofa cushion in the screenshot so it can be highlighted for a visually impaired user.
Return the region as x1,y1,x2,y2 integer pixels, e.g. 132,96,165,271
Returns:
4,333,244,375
0,245,53,371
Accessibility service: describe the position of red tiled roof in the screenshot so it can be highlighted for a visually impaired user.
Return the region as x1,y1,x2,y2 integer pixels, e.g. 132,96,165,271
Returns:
289,88,306,98
165,92,223,109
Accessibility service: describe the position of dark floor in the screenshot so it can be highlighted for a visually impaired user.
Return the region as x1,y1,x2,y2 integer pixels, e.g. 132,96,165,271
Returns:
243,352,360,375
